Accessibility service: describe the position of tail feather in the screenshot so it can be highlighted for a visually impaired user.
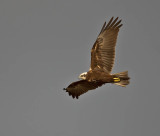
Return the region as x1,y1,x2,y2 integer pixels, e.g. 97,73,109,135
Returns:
113,71,130,87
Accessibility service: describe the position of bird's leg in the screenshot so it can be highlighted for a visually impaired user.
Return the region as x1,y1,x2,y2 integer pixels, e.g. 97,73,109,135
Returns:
113,77,121,82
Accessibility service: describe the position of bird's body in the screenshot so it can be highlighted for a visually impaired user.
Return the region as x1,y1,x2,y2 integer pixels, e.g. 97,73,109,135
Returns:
86,69,114,83
64,17,130,99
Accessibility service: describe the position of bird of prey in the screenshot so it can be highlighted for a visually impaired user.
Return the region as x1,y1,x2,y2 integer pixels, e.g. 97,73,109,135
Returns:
63,17,130,99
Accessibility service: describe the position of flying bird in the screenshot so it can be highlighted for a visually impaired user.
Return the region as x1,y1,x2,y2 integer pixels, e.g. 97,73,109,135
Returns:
64,17,130,99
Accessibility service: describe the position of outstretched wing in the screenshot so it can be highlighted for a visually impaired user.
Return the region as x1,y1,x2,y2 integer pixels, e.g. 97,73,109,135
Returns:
90,17,123,73
64,80,105,99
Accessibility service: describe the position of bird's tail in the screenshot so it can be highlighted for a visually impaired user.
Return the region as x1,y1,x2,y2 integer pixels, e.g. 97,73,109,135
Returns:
112,71,130,87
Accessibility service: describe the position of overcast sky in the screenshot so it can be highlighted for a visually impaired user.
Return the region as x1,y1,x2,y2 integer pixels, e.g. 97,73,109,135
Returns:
0,0,160,136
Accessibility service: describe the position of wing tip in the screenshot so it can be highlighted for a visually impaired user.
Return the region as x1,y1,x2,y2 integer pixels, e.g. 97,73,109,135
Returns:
117,24,123,29
71,94,79,99
64,88,79,99
105,16,123,30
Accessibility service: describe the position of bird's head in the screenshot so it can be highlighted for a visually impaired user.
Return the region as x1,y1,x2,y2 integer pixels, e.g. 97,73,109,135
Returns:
79,72,87,80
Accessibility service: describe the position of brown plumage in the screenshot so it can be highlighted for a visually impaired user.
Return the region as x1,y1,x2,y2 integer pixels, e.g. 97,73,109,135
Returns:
64,17,130,99
91,17,122,73
63,80,105,99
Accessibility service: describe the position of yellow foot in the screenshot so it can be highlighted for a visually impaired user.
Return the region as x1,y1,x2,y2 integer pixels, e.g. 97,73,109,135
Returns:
113,77,120,82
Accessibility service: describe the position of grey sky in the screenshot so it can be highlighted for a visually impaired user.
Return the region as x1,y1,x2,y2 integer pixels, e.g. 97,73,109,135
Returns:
0,0,160,136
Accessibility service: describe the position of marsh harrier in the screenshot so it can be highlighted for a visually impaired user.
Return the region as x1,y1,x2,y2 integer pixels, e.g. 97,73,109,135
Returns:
64,17,130,99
